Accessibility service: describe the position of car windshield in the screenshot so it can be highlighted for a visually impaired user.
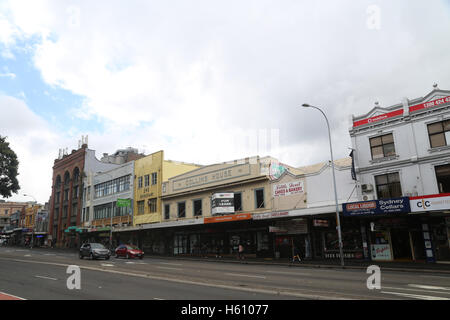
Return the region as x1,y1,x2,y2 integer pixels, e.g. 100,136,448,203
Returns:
126,245,139,250
91,243,106,249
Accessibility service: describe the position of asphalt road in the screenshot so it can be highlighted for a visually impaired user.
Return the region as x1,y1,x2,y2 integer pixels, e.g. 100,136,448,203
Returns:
1,247,449,300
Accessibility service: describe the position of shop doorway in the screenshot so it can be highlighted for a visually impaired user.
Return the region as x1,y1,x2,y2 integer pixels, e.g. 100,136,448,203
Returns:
390,228,412,260
410,230,426,261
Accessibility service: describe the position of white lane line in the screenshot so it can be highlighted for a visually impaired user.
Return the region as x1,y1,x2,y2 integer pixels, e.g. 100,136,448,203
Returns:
158,262,183,266
381,291,449,300
153,298,165,300
35,275,58,281
44,253,56,256
125,262,136,264
225,273,266,279
101,263,115,267
156,266,183,271
24,254,31,257
263,271,311,276
382,286,450,296
408,284,450,291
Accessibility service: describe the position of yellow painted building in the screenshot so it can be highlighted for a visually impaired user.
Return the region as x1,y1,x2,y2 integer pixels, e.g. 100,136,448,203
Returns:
24,204,42,229
133,150,201,226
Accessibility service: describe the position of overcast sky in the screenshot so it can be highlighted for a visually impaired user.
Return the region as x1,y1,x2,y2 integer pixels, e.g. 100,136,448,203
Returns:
1,0,450,204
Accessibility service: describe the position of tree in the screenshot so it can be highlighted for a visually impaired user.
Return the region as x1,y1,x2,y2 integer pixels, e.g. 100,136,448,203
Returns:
0,135,20,198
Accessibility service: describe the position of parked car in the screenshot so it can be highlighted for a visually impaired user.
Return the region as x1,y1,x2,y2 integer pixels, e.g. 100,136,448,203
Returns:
79,243,111,260
115,244,144,259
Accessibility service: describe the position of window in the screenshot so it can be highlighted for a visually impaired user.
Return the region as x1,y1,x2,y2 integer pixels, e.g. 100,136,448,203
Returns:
435,164,450,193
138,177,143,189
255,188,265,209
234,193,242,211
193,199,202,216
56,192,60,204
73,186,78,199
152,172,157,185
375,173,402,199
64,189,69,201
148,198,157,213
370,133,395,159
164,204,170,220
428,120,450,148
63,206,68,218
137,201,145,215
144,174,150,187
178,202,186,218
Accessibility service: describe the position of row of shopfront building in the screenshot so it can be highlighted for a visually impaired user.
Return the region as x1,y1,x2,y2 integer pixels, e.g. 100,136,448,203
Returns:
47,85,450,264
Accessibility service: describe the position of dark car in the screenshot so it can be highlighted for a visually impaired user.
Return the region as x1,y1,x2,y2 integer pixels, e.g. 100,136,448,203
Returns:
115,244,144,259
79,243,111,260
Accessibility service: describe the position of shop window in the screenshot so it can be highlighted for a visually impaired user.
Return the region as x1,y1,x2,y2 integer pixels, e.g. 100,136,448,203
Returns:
435,164,450,193
152,172,157,185
370,133,396,159
144,174,150,187
428,120,450,148
164,204,170,220
234,193,242,212
137,200,145,215
178,202,186,218
375,173,402,199
148,198,157,213
255,188,265,209
193,199,202,216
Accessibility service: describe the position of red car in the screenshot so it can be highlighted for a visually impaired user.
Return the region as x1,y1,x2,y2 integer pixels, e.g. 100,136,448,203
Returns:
115,244,144,259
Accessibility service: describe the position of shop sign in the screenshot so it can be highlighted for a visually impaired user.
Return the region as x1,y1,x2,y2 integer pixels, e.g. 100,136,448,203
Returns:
371,244,392,261
313,219,329,227
409,193,450,212
269,226,287,233
204,213,252,224
273,180,304,197
253,211,289,220
343,197,410,217
211,193,235,215
409,95,450,113
353,109,403,127
117,198,131,207
274,219,308,235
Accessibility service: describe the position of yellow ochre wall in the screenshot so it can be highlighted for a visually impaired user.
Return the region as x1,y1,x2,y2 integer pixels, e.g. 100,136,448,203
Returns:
133,151,200,226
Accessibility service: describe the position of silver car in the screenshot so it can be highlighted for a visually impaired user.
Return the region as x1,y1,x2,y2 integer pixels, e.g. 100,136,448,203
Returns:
79,243,111,260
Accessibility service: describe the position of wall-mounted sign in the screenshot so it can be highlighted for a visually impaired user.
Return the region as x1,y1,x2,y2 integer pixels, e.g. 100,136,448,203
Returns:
273,180,304,197
409,193,450,212
211,193,235,215
253,211,289,220
371,244,392,261
204,213,251,224
117,198,131,207
343,197,410,217
409,95,450,113
353,109,403,127
313,219,329,227
269,162,288,180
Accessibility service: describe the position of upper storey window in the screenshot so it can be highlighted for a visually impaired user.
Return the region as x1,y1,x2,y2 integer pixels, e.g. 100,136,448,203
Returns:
370,133,395,159
428,120,450,148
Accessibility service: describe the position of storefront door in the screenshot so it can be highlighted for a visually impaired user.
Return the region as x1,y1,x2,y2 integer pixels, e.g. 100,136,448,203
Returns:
391,228,412,260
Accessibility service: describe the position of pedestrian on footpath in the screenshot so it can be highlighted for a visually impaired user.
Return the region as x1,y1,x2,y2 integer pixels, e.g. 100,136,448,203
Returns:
238,243,245,260
292,245,302,262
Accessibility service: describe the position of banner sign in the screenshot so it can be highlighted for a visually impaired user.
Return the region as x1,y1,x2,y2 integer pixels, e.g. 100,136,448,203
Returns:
211,193,234,215
273,180,304,197
204,213,251,224
353,109,403,127
117,198,131,207
343,197,410,217
409,193,450,212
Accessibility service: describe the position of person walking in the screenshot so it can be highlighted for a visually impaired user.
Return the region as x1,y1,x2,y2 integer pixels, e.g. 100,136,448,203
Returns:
292,244,302,262
238,242,245,260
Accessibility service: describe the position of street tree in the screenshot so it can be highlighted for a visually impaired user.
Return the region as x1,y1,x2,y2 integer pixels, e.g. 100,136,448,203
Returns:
0,135,20,198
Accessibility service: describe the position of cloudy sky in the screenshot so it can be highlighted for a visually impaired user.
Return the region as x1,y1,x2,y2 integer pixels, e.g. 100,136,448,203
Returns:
1,0,450,203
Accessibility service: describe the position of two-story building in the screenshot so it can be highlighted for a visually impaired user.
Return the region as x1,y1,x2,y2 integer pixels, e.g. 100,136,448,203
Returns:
348,84,450,263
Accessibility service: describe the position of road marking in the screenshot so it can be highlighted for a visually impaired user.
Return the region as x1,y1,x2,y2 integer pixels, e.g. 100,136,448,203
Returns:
35,275,58,281
154,298,165,300
44,253,56,256
158,262,183,266
382,286,450,296
408,284,450,291
125,262,136,264
420,275,450,279
225,273,266,279
101,263,115,267
24,254,31,257
381,291,449,300
0,291,26,300
156,266,183,271
263,271,311,276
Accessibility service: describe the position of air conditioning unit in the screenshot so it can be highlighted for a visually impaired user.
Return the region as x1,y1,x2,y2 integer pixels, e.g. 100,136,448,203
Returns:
362,194,375,201
361,184,373,193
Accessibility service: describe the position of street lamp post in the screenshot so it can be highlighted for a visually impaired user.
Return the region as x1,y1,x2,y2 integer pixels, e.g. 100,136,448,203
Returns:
23,194,36,249
301,104,345,267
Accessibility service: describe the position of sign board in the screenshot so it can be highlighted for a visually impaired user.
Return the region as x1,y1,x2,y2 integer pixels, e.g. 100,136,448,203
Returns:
211,193,234,215
253,211,290,220
313,219,329,227
204,213,251,224
117,198,131,207
269,162,288,180
273,180,304,197
343,197,410,217
409,193,450,212
371,244,392,261
409,95,450,113
274,219,308,235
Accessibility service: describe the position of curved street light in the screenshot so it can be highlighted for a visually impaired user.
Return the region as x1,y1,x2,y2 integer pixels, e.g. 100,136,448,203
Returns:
301,104,345,267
